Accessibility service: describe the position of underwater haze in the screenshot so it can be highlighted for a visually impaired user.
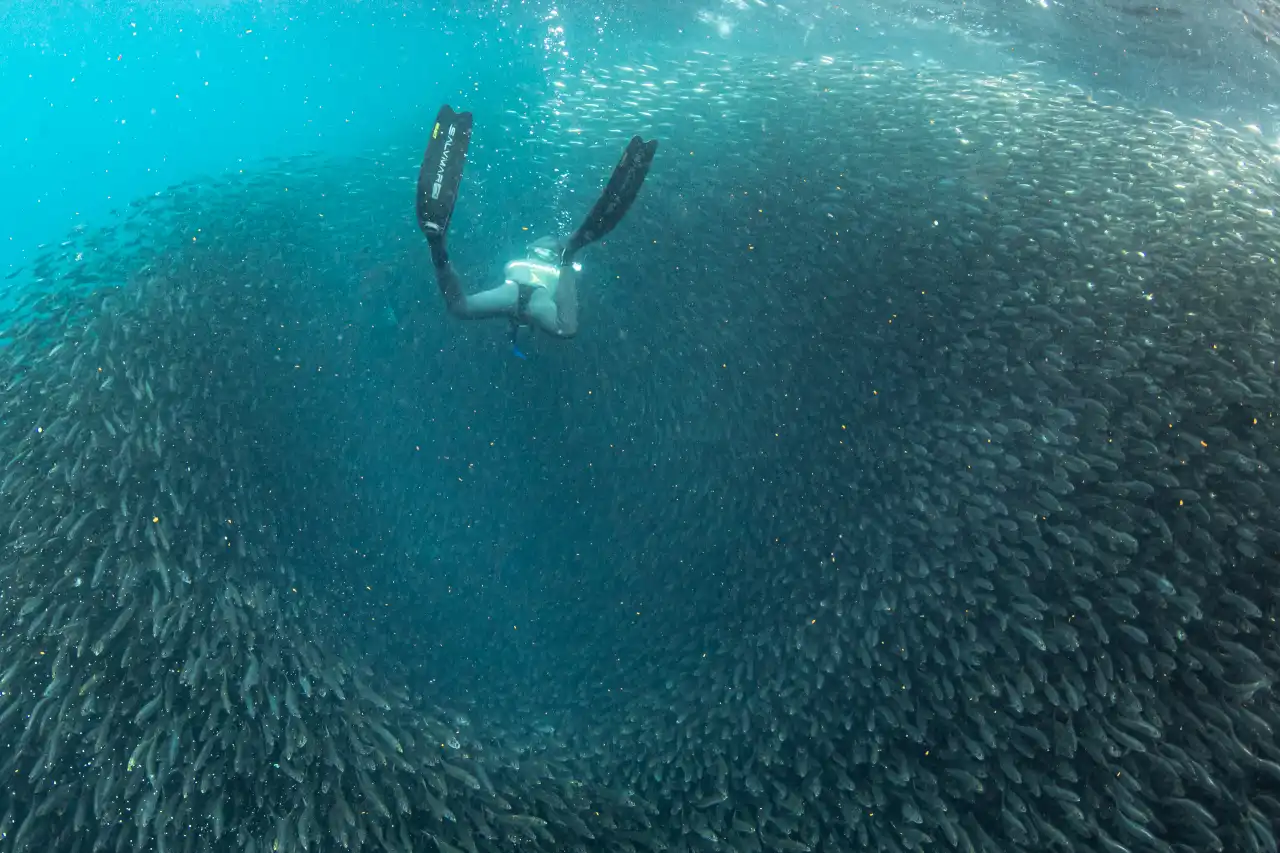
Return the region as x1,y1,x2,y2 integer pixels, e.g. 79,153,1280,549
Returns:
3,1,1280,852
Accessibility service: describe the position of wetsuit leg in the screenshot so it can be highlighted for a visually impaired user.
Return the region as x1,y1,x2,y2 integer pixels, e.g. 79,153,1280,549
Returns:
460,282,519,318
429,235,518,320
525,262,578,338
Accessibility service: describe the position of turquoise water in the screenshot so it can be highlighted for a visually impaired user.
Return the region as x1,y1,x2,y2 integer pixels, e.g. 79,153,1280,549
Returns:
1,5,494,273
7,1,1271,276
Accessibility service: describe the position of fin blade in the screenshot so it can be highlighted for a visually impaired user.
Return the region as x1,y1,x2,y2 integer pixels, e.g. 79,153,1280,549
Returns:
568,136,658,255
416,105,474,238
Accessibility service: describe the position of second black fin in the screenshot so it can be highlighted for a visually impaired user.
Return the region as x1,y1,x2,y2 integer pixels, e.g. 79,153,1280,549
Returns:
566,135,658,257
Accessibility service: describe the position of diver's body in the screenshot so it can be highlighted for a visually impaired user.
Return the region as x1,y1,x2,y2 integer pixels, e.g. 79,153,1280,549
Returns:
417,105,657,342
427,234,580,337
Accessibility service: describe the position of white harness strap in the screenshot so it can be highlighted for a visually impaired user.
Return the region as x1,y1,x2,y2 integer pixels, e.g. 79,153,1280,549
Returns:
503,258,560,291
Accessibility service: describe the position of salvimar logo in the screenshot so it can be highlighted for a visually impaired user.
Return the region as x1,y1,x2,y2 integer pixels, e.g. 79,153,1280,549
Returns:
431,124,457,201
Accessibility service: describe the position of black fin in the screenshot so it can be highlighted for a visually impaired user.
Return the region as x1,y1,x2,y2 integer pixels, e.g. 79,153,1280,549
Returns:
566,136,658,257
416,105,474,239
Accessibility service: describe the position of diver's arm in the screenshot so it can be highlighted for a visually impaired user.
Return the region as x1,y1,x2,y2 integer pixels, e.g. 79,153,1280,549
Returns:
428,235,518,320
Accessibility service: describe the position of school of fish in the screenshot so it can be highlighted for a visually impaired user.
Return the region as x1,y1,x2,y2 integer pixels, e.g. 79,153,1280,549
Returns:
1,52,1279,853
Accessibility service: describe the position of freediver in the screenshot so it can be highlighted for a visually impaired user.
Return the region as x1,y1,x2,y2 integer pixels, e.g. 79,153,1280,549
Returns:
416,104,657,348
